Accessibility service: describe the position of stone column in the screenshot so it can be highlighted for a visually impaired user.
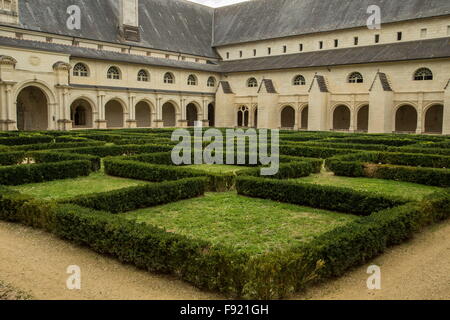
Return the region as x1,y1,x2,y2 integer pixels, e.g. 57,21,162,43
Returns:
96,91,107,129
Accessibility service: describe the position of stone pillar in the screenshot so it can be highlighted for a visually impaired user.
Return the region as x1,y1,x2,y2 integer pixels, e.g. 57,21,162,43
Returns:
308,77,330,132
368,73,395,134
0,56,18,131
96,91,107,129
126,94,137,128
57,86,72,131
154,95,164,128
178,97,187,128
215,81,236,128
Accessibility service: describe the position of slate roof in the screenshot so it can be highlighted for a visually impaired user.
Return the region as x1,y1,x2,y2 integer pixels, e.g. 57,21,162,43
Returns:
15,0,216,58
309,75,329,93
220,37,450,73
0,36,221,72
219,81,233,94
258,79,277,93
369,72,393,91
213,0,450,46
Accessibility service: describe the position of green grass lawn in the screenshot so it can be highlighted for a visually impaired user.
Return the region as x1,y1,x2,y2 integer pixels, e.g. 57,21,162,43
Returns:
294,172,442,201
122,192,357,254
184,164,250,174
12,171,148,200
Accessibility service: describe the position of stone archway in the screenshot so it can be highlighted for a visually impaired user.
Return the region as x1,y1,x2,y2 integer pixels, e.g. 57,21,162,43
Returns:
135,101,152,128
186,103,199,127
333,105,351,130
424,105,443,134
162,102,176,127
281,106,296,129
301,106,309,130
253,108,258,128
70,99,93,128
357,105,369,132
105,100,124,128
208,103,215,127
395,105,417,133
16,86,49,131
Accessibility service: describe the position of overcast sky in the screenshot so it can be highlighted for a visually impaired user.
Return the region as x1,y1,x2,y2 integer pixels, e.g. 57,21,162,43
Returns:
188,0,250,8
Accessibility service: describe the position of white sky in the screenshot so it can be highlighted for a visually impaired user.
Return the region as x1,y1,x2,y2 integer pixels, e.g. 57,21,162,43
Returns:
187,0,250,8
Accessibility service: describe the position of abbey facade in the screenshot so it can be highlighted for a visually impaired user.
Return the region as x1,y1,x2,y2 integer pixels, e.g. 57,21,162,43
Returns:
0,0,449,134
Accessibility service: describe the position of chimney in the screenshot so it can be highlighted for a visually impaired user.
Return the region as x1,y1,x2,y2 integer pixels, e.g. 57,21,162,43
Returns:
120,0,140,42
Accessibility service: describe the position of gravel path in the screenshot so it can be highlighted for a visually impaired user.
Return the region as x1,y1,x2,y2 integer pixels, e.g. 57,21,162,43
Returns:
0,220,448,300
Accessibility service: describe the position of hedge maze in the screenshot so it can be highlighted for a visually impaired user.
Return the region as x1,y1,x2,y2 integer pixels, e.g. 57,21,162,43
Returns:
0,129,448,299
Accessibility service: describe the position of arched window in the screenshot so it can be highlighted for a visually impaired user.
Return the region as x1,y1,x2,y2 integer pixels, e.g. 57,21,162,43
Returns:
187,74,198,86
237,106,249,127
348,72,363,83
164,72,175,84
207,76,216,87
414,68,433,81
73,63,89,77
293,75,306,86
107,66,120,80
247,77,258,88
137,69,149,82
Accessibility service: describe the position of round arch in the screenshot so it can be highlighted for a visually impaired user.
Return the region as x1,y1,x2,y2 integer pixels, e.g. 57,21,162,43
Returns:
395,104,418,133
300,105,309,130
105,99,125,128
135,100,153,128
186,102,200,127
16,85,49,131
70,98,94,128
162,102,177,127
424,104,444,134
356,105,369,132
333,105,351,130
280,105,296,129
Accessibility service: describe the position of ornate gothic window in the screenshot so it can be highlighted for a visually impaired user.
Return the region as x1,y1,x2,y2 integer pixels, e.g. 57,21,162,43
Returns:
187,74,198,86
207,76,216,87
107,66,121,80
164,72,175,84
247,77,258,88
137,69,149,82
414,68,433,81
293,75,306,86
73,63,89,77
348,72,364,83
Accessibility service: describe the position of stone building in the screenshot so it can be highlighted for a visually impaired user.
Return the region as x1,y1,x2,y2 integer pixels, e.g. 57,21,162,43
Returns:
0,0,449,134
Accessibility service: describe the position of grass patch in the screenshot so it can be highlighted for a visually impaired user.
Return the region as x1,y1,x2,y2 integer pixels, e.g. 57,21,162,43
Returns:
122,192,357,254
11,171,147,200
294,172,442,201
184,164,249,174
